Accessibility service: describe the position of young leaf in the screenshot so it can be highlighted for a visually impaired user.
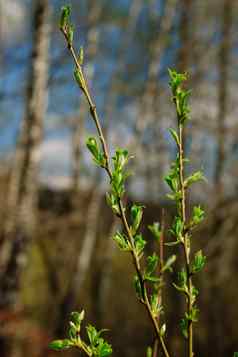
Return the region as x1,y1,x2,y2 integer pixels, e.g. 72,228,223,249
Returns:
86,325,112,357
160,323,166,337
133,275,144,300
86,137,105,167
97,341,113,357
74,68,85,88
164,240,180,247
60,5,71,29
106,193,120,216
145,254,159,276
191,205,205,226
148,222,161,242
130,204,144,235
162,255,176,273
87,137,100,159
178,268,187,287
86,325,98,346
134,234,146,258
191,250,206,274
112,231,131,251
67,24,74,46
71,310,85,327
179,318,188,339
170,216,184,239
168,128,180,147
79,46,84,65
184,171,205,188
185,306,199,322
112,148,129,172
150,290,163,317
173,268,188,294
49,339,72,351
146,346,153,357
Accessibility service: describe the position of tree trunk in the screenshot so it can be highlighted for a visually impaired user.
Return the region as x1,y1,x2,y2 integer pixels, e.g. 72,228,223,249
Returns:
0,0,50,309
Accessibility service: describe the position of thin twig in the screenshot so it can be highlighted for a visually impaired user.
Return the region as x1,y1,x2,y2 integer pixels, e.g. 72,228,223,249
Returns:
178,123,193,357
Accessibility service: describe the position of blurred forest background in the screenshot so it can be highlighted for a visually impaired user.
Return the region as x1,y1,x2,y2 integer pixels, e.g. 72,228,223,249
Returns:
0,0,238,356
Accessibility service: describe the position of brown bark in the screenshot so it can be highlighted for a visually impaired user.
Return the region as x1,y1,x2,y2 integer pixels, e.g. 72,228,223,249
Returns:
0,0,50,309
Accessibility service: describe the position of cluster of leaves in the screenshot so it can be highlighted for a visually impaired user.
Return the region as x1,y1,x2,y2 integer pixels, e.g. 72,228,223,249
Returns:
49,311,112,357
60,5,74,46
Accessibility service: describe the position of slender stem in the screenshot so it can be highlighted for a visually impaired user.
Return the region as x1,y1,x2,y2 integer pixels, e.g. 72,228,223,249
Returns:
61,28,171,357
178,123,193,357
76,340,92,356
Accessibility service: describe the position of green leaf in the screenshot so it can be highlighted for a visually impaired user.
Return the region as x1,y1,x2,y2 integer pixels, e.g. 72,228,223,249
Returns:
184,171,205,188
168,69,191,123
49,339,72,351
71,310,85,326
112,148,129,172
168,69,188,96
74,68,85,88
148,222,161,242
97,342,113,357
185,306,199,322
160,323,166,337
106,193,120,216
146,346,153,357
145,254,159,276
133,275,144,299
150,291,163,317
67,24,74,45
112,231,131,251
68,322,77,339
191,205,205,226
79,46,84,65
130,204,144,235
144,275,161,283
164,156,180,192
162,254,176,273
134,234,146,258
178,268,187,287
173,268,188,294
164,174,179,192
86,137,105,167
86,325,112,357
168,128,180,147
164,240,180,246
86,137,99,159
170,216,184,239
87,325,98,346
191,250,206,274
111,170,125,197
110,149,131,198
179,318,188,339
60,5,71,29
191,286,199,304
